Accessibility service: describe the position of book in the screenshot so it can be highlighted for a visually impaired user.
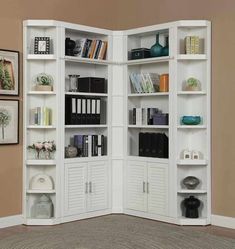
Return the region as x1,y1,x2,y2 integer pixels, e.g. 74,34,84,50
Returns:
185,36,191,54
74,38,86,58
94,40,102,59
190,36,195,54
88,40,97,58
194,36,200,54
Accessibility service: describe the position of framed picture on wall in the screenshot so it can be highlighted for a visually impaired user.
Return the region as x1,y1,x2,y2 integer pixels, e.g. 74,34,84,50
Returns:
0,99,19,145
0,49,19,96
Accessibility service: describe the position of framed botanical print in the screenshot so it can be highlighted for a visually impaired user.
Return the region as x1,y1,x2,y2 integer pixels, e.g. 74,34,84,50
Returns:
0,49,19,96
0,99,19,145
34,37,50,54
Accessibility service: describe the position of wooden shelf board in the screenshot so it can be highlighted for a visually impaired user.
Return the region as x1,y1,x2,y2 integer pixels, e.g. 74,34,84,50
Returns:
26,190,56,194
177,159,207,165
27,125,56,129
27,54,56,60
177,54,207,60
65,92,108,97
177,190,207,194
26,160,56,165
65,125,108,128
177,125,206,129
128,125,169,129
128,92,169,97
64,56,111,65
177,91,206,95
126,56,173,65
27,91,56,95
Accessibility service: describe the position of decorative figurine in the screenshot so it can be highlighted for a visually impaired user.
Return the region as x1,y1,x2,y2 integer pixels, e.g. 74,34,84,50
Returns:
183,149,191,160
192,150,200,160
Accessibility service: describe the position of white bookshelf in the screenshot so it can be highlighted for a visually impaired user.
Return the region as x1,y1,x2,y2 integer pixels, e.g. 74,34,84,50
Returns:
23,19,211,226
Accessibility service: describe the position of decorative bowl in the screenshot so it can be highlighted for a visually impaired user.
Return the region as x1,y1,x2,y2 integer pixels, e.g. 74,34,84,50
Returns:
181,116,201,125
182,176,200,189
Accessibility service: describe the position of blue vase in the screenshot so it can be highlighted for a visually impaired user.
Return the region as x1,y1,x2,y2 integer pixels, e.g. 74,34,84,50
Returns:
150,34,163,57
162,36,169,56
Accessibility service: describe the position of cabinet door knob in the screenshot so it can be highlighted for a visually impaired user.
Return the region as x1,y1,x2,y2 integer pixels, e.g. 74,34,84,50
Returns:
85,182,88,194
147,182,149,194
89,182,92,193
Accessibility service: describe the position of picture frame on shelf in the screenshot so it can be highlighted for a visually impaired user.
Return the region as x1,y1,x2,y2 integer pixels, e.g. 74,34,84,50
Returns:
0,99,19,145
34,37,50,54
0,49,19,96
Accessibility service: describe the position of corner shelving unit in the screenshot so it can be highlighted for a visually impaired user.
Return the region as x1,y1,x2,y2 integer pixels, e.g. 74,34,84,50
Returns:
23,19,211,226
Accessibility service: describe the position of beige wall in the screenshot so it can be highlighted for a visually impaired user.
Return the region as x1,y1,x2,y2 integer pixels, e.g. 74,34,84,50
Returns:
0,0,234,218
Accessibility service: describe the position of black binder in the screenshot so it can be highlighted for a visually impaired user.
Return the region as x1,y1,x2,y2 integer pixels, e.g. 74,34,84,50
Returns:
91,98,96,124
139,132,144,156
81,98,87,124
65,95,77,125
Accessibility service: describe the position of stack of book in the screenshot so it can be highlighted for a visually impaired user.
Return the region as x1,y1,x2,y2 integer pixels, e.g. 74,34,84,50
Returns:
65,96,102,125
29,107,52,126
73,134,105,157
139,132,168,158
129,72,160,93
74,38,108,60
132,107,168,126
185,36,200,54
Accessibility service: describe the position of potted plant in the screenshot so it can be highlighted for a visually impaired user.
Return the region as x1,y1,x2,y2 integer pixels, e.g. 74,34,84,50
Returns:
184,77,201,91
34,73,53,91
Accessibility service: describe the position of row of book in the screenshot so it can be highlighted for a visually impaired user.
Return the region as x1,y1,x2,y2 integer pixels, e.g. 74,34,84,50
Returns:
185,36,200,54
29,107,52,126
73,134,106,157
65,96,102,125
139,132,168,158
131,108,168,126
130,72,160,93
74,39,108,60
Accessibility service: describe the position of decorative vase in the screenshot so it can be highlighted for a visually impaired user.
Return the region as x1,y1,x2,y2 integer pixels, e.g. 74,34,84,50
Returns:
159,74,169,92
68,74,80,92
183,195,200,218
65,38,76,56
182,176,200,189
161,36,169,56
65,145,78,158
150,34,163,57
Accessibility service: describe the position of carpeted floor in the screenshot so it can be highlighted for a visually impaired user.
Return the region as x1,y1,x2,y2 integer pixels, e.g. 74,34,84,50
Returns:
0,215,234,249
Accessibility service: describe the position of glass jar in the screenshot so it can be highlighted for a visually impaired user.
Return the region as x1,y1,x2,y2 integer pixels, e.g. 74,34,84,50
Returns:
68,74,80,92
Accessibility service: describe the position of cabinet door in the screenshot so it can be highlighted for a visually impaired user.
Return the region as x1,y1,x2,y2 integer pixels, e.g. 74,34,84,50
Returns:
147,162,168,216
87,161,108,212
126,161,147,212
64,163,87,216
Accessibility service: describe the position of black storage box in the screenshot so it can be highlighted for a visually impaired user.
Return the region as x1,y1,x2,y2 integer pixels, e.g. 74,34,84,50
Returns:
77,77,106,93
130,48,151,60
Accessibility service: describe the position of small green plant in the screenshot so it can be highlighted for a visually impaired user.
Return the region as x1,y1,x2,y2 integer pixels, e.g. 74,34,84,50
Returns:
0,59,13,90
186,77,198,87
0,108,11,140
35,73,53,86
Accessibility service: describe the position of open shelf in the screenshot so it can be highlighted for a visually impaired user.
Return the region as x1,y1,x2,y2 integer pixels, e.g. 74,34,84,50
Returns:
26,160,56,165
27,91,56,95
64,56,111,65
177,190,207,194
128,92,169,97
65,125,108,129
27,125,56,129
177,125,206,129
65,92,108,97
27,190,56,194
177,91,206,95
128,125,169,129
177,54,207,60
177,159,207,165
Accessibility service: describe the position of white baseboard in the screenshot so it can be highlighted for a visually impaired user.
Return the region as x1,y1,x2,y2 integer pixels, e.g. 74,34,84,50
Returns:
211,215,235,229
0,215,23,229
112,207,123,213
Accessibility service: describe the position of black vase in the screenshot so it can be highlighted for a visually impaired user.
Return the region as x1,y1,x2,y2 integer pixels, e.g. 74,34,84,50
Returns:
65,38,76,56
183,195,200,218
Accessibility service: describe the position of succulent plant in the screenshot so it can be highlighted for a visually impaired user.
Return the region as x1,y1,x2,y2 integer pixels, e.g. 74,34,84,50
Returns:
35,73,53,86
186,77,198,87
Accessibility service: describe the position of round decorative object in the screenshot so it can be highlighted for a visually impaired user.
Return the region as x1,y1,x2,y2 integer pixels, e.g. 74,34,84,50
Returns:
161,36,169,56
30,174,54,190
182,176,200,189
183,195,201,218
185,77,201,91
150,34,163,57
181,116,201,125
65,145,78,158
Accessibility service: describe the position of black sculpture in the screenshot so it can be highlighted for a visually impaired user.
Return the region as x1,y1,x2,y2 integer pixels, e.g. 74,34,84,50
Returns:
65,38,76,56
183,195,200,218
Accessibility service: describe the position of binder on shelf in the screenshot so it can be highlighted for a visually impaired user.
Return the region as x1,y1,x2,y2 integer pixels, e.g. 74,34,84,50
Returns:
86,98,91,124
76,98,82,124
91,99,96,124
97,134,105,156
95,98,101,124
81,98,87,124
139,132,144,156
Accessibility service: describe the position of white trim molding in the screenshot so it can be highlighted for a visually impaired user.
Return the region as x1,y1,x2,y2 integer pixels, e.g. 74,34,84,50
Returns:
0,215,23,229
211,215,235,229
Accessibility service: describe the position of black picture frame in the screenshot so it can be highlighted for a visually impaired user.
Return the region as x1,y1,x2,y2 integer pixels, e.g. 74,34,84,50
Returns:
0,99,19,145
0,49,19,96
34,37,50,54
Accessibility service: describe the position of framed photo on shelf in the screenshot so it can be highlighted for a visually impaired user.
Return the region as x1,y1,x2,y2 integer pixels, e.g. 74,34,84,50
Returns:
34,37,50,54
0,49,19,96
0,99,19,145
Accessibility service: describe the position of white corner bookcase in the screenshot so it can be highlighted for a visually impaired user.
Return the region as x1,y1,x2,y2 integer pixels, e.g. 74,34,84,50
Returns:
23,20,211,226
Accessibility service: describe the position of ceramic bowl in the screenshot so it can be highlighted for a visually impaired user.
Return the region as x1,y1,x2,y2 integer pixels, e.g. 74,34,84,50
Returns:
181,116,201,125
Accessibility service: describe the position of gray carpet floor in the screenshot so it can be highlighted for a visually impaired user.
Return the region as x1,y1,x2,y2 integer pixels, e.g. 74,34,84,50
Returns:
0,215,234,249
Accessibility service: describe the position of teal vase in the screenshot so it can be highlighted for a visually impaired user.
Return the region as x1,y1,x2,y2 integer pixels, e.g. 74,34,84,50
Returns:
162,36,169,56
150,34,163,57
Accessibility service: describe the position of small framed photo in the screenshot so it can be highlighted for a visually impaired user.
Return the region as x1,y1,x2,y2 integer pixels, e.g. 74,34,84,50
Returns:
34,37,50,54
0,99,19,145
0,49,19,96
